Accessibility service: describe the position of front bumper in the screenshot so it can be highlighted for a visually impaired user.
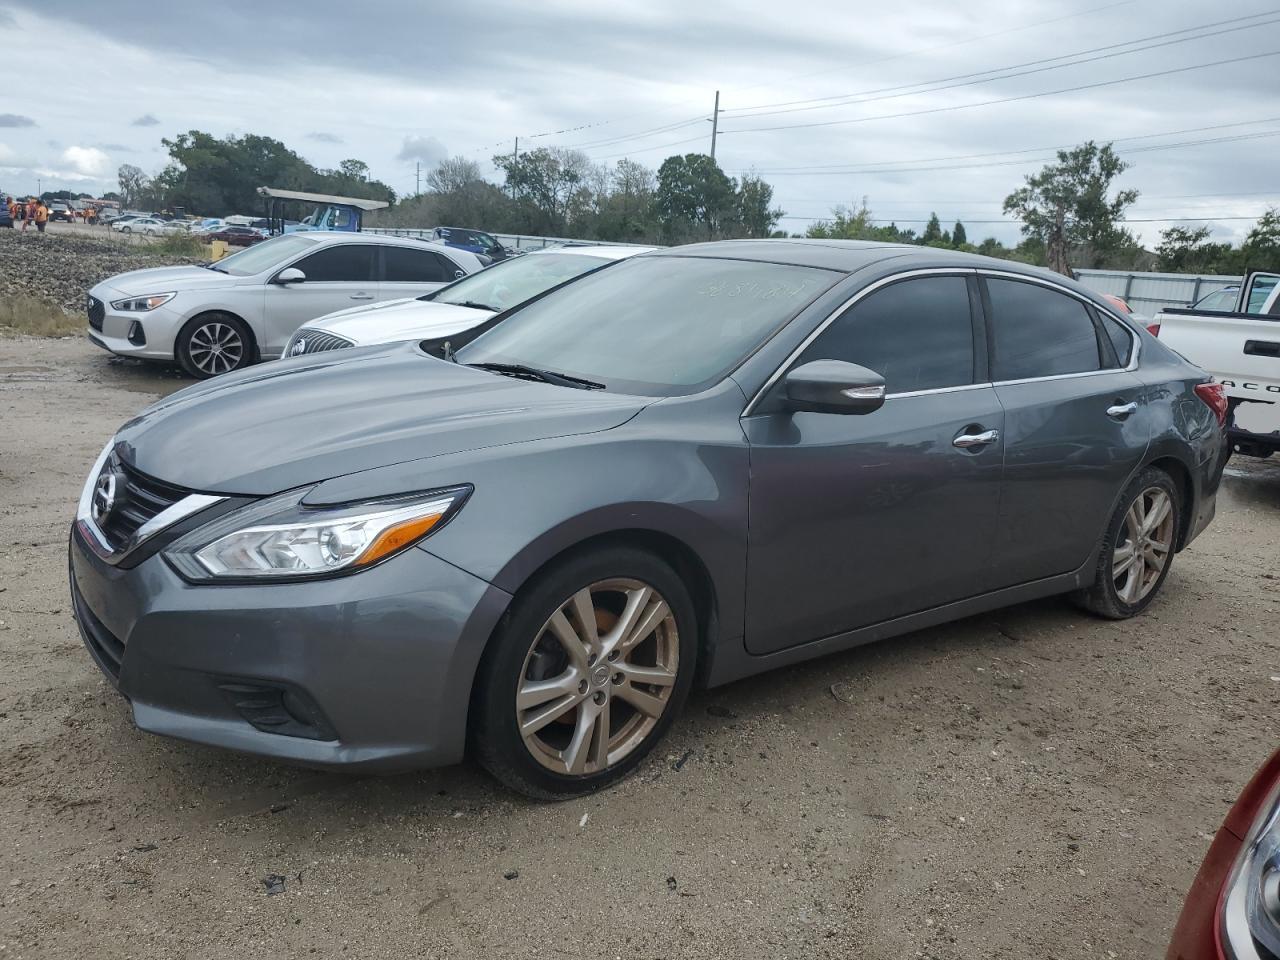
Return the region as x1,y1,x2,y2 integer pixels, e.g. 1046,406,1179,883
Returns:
68,525,511,771
85,286,184,361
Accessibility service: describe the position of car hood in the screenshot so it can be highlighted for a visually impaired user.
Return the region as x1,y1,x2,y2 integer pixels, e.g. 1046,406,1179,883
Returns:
115,343,650,495
306,299,495,345
94,264,244,296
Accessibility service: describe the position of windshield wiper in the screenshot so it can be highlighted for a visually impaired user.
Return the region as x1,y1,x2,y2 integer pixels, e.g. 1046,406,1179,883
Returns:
467,362,605,390
450,300,499,312
203,262,228,273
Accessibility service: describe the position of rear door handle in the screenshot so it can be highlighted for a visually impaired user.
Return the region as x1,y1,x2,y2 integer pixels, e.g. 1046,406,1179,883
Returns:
349,293,375,301
953,428,1000,449
1106,402,1139,420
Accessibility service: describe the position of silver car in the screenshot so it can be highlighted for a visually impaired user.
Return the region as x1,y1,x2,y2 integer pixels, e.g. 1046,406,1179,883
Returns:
285,245,656,358
85,232,483,378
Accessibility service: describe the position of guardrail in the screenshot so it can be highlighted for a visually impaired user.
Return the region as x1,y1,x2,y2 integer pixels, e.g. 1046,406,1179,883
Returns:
1073,268,1241,313
363,228,656,252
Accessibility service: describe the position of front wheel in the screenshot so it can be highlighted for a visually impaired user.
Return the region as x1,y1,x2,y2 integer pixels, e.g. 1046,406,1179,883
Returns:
471,547,698,799
176,313,253,379
1074,466,1180,619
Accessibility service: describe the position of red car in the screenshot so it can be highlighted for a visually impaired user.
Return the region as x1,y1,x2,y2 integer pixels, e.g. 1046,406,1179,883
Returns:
207,225,264,246
1167,749,1280,958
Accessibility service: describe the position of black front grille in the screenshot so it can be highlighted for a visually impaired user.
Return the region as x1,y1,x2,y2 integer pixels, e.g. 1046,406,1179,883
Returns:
94,456,188,553
70,573,124,682
289,329,354,356
86,295,105,331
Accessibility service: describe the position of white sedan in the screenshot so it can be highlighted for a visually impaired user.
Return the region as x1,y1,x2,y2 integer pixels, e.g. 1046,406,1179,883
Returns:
111,217,185,236
86,232,484,378
284,245,656,358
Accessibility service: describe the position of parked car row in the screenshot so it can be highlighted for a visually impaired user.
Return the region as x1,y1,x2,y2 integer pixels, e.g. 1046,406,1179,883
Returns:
86,232,484,376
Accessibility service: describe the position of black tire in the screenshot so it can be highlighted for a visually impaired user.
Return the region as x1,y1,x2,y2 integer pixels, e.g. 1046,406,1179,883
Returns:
175,313,254,379
1073,466,1181,620
471,546,698,799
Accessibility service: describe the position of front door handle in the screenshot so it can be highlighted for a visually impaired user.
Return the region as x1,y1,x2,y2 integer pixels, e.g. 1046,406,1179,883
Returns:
349,292,375,301
953,428,1000,449
1106,401,1139,420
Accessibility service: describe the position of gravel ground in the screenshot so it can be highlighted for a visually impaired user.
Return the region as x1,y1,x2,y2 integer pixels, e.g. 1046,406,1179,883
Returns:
0,225,200,313
2,336,1278,959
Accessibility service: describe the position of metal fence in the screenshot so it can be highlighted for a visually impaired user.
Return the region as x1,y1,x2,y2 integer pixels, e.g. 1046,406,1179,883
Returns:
1073,269,1240,313
364,228,654,252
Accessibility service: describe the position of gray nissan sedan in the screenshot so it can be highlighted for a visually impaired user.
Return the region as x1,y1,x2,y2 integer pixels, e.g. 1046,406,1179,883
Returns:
69,240,1229,798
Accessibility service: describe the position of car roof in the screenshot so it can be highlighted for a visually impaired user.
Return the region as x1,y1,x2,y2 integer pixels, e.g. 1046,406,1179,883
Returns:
529,245,657,261
300,231,455,249
648,238,1042,274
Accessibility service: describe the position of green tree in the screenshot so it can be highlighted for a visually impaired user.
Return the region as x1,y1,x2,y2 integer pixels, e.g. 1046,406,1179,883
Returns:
1156,225,1213,272
492,146,591,234
734,173,785,238
1242,207,1280,272
1002,141,1138,274
116,163,149,210
805,200,916,243
654,153,736,242
952,221,967,247
922,212,943,244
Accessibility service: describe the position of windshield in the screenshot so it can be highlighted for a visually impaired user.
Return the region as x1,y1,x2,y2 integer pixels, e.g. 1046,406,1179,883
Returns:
427,252,609,312
212,234,317,276
456,256,838,395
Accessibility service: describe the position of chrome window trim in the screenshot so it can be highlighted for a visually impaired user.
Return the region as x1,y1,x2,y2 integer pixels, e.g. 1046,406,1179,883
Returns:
742,267,976,417
742,266,1143,416
75,441,226,566
979,269,1142,376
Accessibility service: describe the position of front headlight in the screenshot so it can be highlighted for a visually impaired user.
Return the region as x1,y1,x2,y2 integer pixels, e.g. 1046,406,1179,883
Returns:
165,486,470,582
111,293,175,312
1222,778,1280,958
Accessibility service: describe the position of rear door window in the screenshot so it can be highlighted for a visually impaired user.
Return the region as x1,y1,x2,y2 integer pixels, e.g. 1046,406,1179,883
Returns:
797,275,976,393
985,278,1102,381
293,244,377,282
383,246,455,283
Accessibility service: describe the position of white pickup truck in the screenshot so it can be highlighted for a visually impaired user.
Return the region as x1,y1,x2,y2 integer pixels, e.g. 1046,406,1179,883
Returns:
1153,270,1280,458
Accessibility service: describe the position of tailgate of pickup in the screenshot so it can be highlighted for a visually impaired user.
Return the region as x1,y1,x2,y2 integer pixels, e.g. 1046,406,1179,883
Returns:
1158,311,1280,437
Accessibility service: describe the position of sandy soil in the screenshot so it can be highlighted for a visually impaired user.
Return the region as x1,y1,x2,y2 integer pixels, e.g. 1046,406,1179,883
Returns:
2,336,1278,959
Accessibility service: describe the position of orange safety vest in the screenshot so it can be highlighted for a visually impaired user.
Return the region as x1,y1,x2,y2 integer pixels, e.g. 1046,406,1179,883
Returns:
34,205,48,223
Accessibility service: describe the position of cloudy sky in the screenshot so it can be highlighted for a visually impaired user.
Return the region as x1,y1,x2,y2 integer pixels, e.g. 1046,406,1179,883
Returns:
1,0,1277,244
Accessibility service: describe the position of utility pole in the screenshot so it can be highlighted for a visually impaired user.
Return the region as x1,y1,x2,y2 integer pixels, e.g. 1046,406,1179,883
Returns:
415,161,420,197
709,90,721,160
511,137,519,200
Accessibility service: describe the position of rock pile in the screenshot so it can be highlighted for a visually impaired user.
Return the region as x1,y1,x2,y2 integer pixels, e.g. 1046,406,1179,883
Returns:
0,229,203,313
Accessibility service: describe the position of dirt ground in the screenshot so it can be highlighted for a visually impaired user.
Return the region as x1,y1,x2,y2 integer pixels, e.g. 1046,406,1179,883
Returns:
2,335,1278,960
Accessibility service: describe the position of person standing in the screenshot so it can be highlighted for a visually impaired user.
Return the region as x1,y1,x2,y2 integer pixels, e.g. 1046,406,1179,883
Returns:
20,197,37,231
34,199,48,233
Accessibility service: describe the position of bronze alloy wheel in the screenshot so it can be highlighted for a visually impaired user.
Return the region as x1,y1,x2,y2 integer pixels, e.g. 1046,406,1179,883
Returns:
1111,484,1176,604
515,578,679,776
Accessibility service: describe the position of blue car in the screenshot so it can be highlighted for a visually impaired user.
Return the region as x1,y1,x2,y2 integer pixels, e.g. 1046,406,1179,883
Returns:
430,226,510,262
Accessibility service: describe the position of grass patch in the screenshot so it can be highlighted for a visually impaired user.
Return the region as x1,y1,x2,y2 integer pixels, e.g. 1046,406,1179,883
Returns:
0,294,82,337
148,233,213,258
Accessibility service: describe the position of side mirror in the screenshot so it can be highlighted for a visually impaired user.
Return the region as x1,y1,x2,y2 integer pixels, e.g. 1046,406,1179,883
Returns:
784,360,886,415
275,267,306,285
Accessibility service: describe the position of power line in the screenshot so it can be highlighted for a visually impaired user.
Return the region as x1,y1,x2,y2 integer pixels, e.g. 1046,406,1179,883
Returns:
725,0,1135,98
723,10,1280,118
726,129,1280,180
730,117,1280,174
722,50,1280,135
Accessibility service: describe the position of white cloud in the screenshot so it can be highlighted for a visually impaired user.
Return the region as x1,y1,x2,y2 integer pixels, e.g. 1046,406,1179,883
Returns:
61,145,110,177
396,135,448,166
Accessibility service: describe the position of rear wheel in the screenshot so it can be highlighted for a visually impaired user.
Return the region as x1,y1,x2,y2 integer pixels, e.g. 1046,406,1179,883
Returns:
471,547,697,799
176,313,253,379
1074,466,1180,619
